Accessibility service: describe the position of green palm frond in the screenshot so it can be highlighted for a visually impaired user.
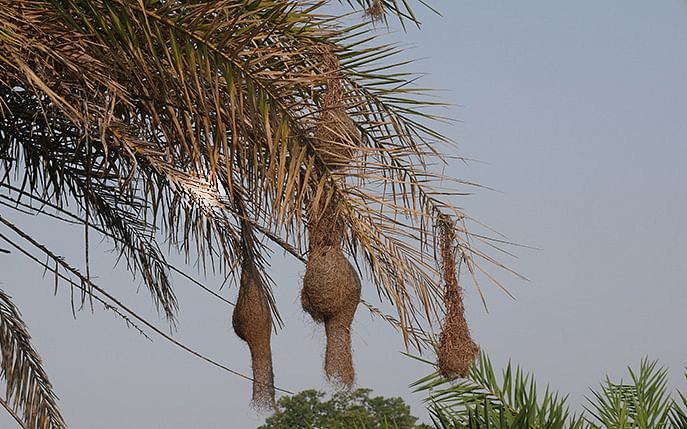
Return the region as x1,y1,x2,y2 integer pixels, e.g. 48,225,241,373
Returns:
669,373,687,428
584,359,674,429
411,352,585,429
411,353,687,429
0,289,66,429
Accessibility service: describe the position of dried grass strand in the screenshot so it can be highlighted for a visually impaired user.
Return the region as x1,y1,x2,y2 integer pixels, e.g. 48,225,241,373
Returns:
364,0,386,22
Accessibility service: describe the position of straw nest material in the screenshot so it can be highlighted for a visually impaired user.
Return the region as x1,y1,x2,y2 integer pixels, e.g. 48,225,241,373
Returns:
232,264,275,409
307,200,346,251
311,47,360,169
436,218,479,378
302,244,361,386
313,108,359,168
301,245,360,322
302,197,361,387
304,45,362,385
437,288,479,378
323,293,359,387
364,0,385,22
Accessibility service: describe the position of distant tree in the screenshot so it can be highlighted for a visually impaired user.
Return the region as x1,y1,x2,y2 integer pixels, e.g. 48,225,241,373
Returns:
259,388,431,429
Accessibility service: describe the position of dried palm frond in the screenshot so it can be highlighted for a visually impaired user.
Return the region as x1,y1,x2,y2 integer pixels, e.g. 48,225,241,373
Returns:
0,0,517,404
0,289,66,429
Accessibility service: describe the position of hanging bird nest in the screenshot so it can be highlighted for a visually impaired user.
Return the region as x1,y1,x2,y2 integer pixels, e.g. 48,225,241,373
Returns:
301,245,360,321
232,262,276,409
301,197,361,387
306,197,346,251
310,46,360,169
437,287,479,378
436,217,479,378
302,243,361,386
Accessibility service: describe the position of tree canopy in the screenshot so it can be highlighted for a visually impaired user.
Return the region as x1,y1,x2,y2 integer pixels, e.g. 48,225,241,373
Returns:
259,388,431,429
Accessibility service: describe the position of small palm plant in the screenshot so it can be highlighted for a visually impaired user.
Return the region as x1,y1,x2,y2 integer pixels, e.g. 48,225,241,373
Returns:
412,353,687,429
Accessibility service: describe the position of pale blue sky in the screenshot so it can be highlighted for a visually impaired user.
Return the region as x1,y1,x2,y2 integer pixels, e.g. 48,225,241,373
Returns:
1,1,686,427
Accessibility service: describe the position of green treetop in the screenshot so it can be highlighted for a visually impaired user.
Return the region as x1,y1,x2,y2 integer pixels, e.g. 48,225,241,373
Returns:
259,388,431,429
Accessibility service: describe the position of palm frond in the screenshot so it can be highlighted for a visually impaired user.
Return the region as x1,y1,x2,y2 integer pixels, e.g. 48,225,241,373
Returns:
584,359,673,429
669,372,687,428
0,289,66,429
412,352,585,429
1,0,515,350
412,353,687,429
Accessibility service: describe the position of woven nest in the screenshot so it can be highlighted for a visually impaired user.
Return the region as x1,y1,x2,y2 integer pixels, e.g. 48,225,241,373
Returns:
324,303,358,387
437,292,479,378
302,196,361,386
307,200,345,251
232,265,275,409
302,245,361,387
312,107,360,169
301,245,360,321
436,218,479,378
311,47,360,170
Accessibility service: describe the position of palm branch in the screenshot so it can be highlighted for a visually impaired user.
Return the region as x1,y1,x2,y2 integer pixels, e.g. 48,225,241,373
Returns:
412,353,687,429
1,0,514,420
1,0,512,349
411,353,585,429
584,359,678,429
0,289,66,429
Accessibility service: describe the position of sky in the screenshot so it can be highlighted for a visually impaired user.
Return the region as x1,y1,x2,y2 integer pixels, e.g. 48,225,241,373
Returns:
2,1,687,427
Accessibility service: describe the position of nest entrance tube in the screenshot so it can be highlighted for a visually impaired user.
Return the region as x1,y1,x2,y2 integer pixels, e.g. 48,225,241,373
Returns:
437,218,479,378
302,200,361,387
232,261,275,409
323,294,358,386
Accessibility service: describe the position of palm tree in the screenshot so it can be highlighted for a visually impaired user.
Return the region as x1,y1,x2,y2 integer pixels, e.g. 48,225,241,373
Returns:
0,0,511,426
413,353,687,429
